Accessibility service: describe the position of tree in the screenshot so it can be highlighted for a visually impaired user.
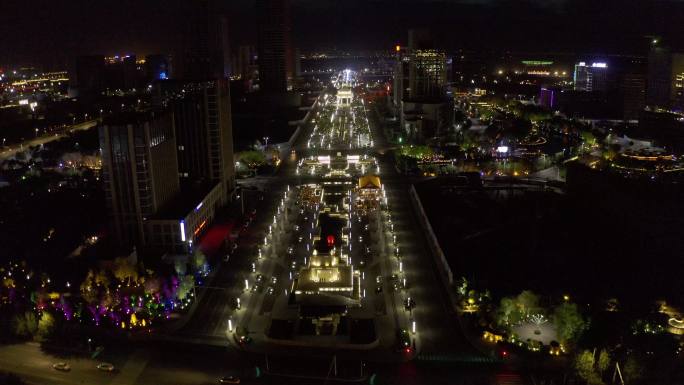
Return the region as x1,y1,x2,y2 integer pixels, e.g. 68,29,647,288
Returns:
575,350,601,385
598,349,611,375
497,297,518,326
236,150,267,170
516,290,539,316
191,251,207,273
177,275,195,300
553,302,585,344
113,257,138,285
36,312,55,340
12,312,38,338
174,260,187,276
80,269,98,304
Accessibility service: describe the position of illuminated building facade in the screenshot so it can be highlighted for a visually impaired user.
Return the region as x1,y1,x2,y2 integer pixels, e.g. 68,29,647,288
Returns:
395,29,453,142
573,62,608,92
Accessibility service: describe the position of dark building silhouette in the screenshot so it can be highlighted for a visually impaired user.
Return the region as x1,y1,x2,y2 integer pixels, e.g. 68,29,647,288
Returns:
99,111,179,246
647,46,684,110
72,55,105,98
163,79,236,202
175,0,230,80
256,0,293,92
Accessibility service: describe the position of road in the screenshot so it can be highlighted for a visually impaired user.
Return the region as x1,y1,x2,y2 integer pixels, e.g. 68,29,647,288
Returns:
0,120,98,161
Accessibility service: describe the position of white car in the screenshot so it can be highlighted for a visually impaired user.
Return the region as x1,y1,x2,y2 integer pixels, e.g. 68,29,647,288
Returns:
52,362,71,372
97,362,115,372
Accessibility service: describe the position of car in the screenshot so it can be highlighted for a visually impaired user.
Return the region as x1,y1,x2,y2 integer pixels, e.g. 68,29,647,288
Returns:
375,285,383,294
291,261,297,269
287,246,294,255
256,274,264,283
251,284,261,293
52,362,71,372
96,362,115,372
396,329,412,353
271,276,277,284
267,286,274,295
375,275,383,284
219,376,241,384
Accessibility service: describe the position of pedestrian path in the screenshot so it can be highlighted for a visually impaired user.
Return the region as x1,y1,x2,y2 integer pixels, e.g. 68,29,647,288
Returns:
414,352,501,365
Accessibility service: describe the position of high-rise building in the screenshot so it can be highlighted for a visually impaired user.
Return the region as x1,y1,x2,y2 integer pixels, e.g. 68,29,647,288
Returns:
166,79,236,203
176,0,230,80
647,46,684,110
395,29,452,142
72,55,105,98
406,29,447,101
256,0,293,92
573,62,608,92
232,45,258,80
620,69,646,121
99,111,179,246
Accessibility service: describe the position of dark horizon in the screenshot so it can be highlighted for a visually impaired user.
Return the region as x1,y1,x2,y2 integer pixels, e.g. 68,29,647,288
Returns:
2,0,684,70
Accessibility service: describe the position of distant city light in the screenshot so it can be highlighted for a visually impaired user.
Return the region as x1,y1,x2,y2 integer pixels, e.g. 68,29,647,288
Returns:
497,146,509,153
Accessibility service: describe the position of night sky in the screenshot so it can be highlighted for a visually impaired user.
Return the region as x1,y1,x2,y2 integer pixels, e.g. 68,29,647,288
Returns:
1,0,683,69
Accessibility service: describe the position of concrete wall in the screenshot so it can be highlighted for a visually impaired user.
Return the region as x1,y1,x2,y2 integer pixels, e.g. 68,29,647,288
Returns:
408,185,453,285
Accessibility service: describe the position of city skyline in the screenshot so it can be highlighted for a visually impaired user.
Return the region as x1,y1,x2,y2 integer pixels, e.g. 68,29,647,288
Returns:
3,0,684,69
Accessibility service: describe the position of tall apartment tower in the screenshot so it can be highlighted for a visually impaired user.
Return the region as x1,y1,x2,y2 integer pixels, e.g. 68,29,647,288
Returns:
573,62,609,92
647,46,684,110
99,111,179,247
395,29,452,142
256,0,293,92
168,79,235,204
406,29,447,102
175,0,230,80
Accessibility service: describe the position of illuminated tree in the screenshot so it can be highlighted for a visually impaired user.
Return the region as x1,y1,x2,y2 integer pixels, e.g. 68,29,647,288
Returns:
552,302,585,344
176,275,195,300
515,290,539,316
12,312,38,338
191,251,207,273
36,312,55,340
113,257,138,285
598,349,611,375
575,350,601,385
80,270,98,304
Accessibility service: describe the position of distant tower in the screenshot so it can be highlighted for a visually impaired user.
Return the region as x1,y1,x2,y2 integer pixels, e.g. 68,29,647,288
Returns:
256,0,293,92
175,0,230,80
406,29,447,101
573,62,608,92
647,45,684,110
99,111,179,247
168,79,236,203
